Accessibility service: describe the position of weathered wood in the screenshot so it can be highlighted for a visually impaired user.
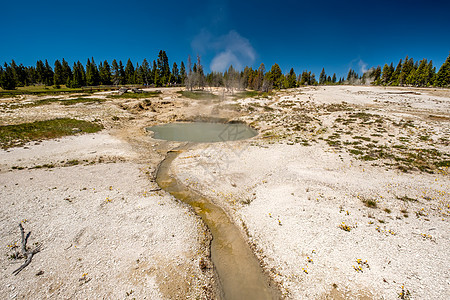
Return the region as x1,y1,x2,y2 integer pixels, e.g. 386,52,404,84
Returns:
12,224,41,276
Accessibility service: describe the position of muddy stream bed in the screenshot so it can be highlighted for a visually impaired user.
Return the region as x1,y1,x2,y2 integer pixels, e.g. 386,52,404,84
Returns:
152,122,279,299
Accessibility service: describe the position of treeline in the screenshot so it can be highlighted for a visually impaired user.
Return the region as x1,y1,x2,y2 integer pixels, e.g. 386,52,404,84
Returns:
318,53,450,88
0,50,187,90
1,52,449,91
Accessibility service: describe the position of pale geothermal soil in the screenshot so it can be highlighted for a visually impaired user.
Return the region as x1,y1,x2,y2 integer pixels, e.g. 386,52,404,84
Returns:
0,133,213,299
173,143,449,299
1,85,449,299
172,85,450,299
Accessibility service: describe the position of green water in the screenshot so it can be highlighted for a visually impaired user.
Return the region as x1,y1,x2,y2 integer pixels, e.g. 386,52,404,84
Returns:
147,122,258,143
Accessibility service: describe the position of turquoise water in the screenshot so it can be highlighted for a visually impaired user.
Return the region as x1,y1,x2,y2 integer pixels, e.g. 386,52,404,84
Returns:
147,122,258,143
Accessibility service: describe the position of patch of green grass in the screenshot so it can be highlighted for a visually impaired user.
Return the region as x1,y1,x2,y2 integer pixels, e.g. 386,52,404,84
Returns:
349,112,374,121
353,136,371,142
0,85,116,97
396,195,417,202
362,198,378,208
232,90,261,99
0,118,103,149
176,90,218,100
65,159,79,166
107,91,161,99
435,160,450,167
349,149,364,155
60,97,106,105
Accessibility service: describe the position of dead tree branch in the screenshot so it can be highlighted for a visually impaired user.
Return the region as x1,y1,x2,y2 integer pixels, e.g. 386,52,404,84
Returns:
12,223,41,276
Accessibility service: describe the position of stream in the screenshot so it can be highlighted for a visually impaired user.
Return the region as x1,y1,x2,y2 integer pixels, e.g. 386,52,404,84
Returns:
156,149,279,300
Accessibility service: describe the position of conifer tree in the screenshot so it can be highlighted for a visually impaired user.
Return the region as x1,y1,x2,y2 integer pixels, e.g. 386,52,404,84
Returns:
111,59,120,85
125,59,135,84
179,61,186,85
44,60,54,86
140,59,150,85
118,61,125,85
99,60,112,85
435,53,450,87
268,63,283,89
391,59,402,85
53,59,64,85
157,50,170,86
319,67,326,84
381,64,392,85
153,60,159,86
286,68,297,88
36,60,45,85
0,63,17,90
332,73,336,83
171,62,179,85
61,58,72,86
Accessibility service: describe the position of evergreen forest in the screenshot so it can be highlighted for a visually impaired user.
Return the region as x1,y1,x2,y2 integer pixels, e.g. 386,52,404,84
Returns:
1,51,449,91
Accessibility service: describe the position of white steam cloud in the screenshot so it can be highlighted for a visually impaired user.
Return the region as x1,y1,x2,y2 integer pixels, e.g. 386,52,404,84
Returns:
348,57,369,74
358,59,368,74
192,30,256,72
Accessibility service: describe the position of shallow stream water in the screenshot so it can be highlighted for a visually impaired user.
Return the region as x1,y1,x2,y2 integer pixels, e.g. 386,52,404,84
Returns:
147,122,258,143
156,151,277,300
151,122,278,299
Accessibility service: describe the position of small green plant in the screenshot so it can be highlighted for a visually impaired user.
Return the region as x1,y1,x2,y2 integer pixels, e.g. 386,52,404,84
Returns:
384,208,391,213
398,285,411,299
362,199,377,208
338,222,352,232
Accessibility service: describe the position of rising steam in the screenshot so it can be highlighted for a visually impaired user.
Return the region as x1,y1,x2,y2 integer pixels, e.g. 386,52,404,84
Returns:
192,30,256,72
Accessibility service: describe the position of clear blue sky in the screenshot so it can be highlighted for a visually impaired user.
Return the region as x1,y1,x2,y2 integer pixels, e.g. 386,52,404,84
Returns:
2,0,450,78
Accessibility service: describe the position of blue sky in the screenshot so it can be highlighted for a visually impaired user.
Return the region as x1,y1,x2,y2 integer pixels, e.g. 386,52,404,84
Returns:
2,0,450,78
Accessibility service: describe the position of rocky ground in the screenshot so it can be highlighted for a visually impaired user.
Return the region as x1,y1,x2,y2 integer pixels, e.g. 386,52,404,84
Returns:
0,85,449,299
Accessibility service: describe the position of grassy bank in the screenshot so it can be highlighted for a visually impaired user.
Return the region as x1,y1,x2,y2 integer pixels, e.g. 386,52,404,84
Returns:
0,118,103,149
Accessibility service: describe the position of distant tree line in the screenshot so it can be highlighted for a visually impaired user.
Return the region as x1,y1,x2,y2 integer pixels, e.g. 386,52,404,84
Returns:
0,50,186,90
1,52,449,91
317,53,450,88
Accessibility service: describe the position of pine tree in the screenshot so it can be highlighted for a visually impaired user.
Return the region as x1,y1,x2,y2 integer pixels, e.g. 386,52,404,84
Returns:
118,61,125,85
125,59,135,84
286,68,297,88
69,61,85,88
157,50,170,86
332,73,336,83
414,59,428,86
171,62,179,85
99,60,112,85
399,56,413,86
53,59,64,86
140,59,150,85
36,60,45,85
111,59,120,85
372,66,382,85
179,61,186,85
44,60,54,86
153,60,159,87
391,59,402,85
267,63,283,89
61,58,72,86
319,67,326,85
0,63,17,90
381,64,392,85
427,60,436,86
435,53,450,87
